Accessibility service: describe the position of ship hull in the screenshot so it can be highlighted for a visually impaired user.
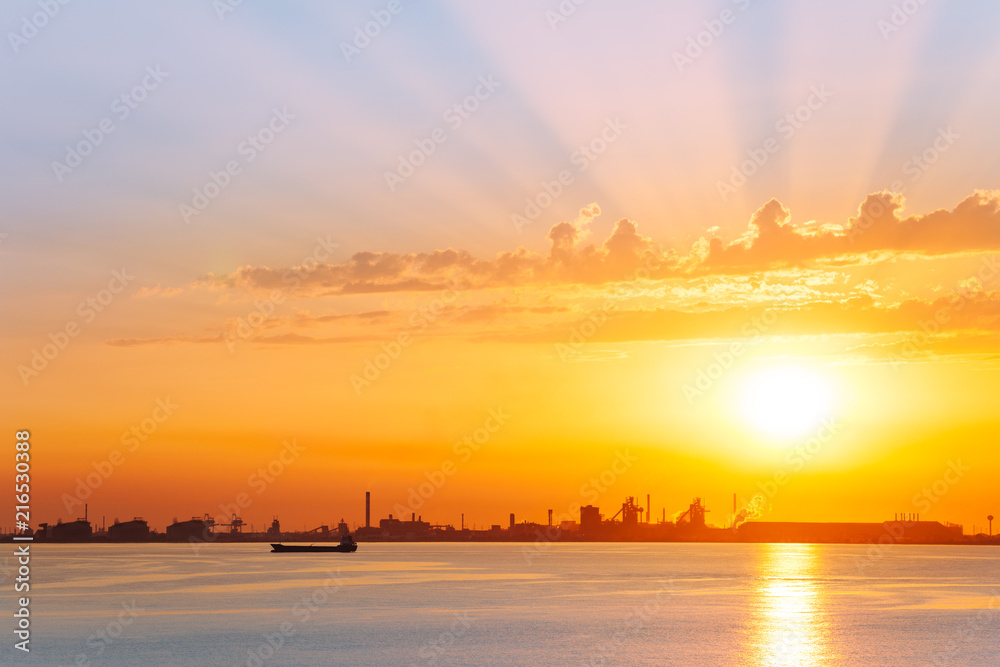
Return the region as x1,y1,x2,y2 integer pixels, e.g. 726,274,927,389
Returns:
270,543,357,553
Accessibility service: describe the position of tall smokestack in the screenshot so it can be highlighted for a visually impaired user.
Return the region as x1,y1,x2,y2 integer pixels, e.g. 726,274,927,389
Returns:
548,509,553,527
85,503,88,522
365,491,371,528
647,495,651,524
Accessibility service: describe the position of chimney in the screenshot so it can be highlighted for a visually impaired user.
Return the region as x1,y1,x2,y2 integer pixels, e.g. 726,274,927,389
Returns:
548,509,553,527
365,491,371,528
411,512,415,522
647,495,651,524
85,503,88,522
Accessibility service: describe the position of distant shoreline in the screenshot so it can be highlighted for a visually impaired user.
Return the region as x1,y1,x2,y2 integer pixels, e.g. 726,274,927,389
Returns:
5,535,999,546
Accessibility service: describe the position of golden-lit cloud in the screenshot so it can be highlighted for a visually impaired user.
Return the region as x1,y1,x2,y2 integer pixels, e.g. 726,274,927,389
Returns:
700,190,1000,271
193,204,667,295
102,192,1000,363
188,192,1000,300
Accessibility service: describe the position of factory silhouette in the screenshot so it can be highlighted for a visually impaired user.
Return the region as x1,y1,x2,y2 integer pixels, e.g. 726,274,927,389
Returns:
10,491,997,546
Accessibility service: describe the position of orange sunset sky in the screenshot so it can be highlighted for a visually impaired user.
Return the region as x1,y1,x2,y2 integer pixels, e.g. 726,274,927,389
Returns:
3,2,1000,534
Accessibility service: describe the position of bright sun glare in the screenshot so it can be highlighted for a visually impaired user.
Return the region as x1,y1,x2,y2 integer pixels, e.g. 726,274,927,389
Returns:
738,366,835,439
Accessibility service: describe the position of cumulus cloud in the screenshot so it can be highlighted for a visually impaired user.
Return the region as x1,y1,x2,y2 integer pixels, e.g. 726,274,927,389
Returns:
112,190,1000,358
699,190,1000,270
193,204,668,296
189,191,1000,299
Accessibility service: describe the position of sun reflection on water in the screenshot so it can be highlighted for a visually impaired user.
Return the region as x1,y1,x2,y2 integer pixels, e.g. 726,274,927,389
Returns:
749,544,833,666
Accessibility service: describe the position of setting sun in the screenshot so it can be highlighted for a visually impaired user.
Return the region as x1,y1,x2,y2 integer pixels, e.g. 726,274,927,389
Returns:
738,366,836,439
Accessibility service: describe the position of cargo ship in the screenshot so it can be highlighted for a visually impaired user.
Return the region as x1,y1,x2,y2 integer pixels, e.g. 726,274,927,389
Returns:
271,534,357,553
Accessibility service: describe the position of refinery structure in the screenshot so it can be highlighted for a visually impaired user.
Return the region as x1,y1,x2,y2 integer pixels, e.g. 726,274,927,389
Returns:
9,491,991,546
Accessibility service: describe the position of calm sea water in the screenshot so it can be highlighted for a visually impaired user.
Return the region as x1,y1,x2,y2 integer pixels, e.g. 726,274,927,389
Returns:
1,542,998,666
